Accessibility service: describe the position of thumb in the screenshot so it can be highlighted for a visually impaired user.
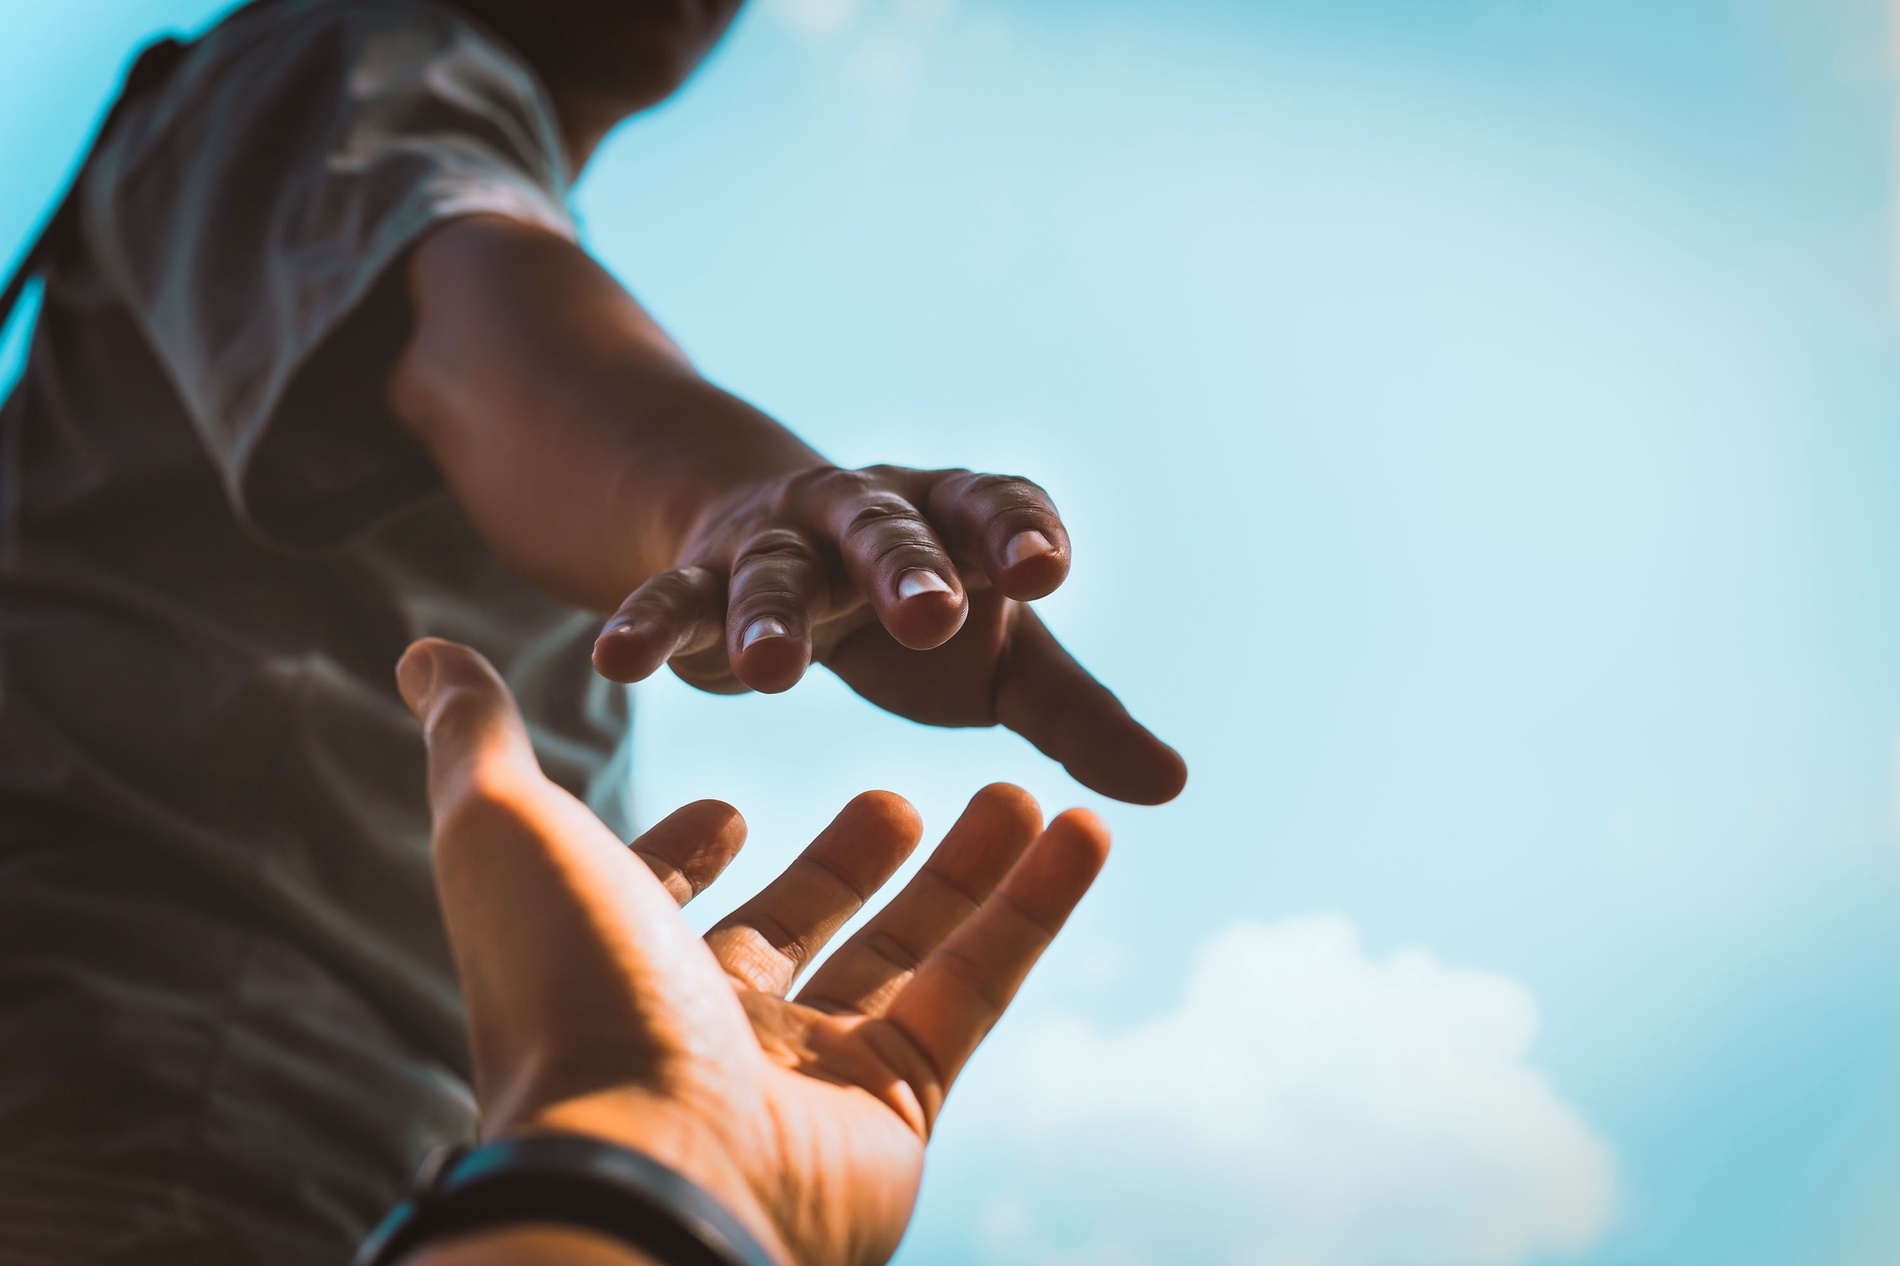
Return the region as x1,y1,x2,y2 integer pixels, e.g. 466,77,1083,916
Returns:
397,637,541,813
394,638,751,1130
401,640,749,907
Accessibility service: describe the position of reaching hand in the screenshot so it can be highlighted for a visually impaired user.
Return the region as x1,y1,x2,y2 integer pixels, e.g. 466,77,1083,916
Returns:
588,464,1187,805
397,637,1111,1266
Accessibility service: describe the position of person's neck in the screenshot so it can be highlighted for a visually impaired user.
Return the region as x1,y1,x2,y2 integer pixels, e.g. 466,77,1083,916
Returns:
552,86,641,178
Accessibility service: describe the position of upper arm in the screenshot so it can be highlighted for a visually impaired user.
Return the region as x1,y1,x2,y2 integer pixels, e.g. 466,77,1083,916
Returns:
388,215,693,460
83,2,575,546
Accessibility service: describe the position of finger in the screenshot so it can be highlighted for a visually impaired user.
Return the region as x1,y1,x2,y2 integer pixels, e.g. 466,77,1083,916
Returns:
996,609,1188,805
877,809,1110,1126
705,791,922,996
630,800,748,906
398,637,542,806
926,470,1071,601
593,566,726,683
796,467,966,652
797,783,1042,1017
724,527,829,694
395,640,752,1124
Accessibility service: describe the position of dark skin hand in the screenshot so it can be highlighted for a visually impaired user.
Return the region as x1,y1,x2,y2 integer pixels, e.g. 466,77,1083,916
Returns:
392,217,1187,804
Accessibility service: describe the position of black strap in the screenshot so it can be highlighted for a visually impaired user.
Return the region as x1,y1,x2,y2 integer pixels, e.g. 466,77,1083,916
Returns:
354,1132,784,1266
0,34,192,336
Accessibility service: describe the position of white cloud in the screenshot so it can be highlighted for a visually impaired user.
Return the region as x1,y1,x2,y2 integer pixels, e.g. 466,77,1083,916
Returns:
767,0,952,42
983,918,1615,1266
766,0,866,40
764,0,962,135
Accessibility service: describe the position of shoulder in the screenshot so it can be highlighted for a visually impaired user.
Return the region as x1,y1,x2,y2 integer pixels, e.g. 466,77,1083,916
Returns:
85,0,569,231
109,0,561,172
192,0,511,77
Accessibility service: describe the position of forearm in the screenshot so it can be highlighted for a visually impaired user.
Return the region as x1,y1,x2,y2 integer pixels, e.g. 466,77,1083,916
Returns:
403,1226,662,1266
390,215,824,612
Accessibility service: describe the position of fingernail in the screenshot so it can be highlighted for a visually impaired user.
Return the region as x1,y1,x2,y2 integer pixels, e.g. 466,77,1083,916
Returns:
1004,530,1055,569
897,570,952,601
740,616,789,653
396,643,438,715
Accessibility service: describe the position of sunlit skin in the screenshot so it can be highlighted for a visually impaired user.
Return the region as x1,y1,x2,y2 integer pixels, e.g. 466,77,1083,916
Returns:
394,638,1112,1266
388,0,1188,806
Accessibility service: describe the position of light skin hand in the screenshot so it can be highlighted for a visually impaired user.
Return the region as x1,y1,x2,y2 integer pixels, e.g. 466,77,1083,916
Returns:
391,637,1112,1266
393,217,1187,805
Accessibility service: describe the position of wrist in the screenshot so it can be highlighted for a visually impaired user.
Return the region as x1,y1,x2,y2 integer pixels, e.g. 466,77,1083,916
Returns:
515,1091,792,1266
666,453,828,567
401,1225,665,1266
631,375,827,571
364,1129,789,1266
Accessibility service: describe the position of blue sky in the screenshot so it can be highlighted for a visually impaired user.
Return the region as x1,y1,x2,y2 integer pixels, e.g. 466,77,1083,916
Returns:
5,1,1900,1262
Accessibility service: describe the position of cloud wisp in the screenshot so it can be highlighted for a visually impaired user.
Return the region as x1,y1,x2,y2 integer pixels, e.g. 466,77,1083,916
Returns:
763,0,960,134
766,0,866,40
980,917,1615,1266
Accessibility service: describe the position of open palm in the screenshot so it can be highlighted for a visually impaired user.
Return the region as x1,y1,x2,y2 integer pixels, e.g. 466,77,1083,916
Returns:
398,638,1109,1266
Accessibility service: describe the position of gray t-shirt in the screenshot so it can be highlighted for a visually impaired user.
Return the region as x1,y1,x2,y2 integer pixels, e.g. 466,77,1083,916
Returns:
0,0,632,1072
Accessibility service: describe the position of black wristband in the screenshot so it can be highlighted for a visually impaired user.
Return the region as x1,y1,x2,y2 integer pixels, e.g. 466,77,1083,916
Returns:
354,1132,782,1266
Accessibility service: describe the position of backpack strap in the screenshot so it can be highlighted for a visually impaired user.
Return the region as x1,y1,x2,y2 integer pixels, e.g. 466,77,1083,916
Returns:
0,35,192,336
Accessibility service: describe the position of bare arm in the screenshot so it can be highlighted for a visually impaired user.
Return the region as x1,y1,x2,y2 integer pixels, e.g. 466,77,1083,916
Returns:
391,215,1186,804
390,216,821,614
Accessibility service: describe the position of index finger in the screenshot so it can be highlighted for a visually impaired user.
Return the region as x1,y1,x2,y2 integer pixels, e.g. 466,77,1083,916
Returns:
631,799,749,907
705,791,922,996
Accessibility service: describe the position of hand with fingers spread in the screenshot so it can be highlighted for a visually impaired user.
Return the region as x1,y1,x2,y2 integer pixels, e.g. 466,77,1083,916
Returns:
395,637,1110,1266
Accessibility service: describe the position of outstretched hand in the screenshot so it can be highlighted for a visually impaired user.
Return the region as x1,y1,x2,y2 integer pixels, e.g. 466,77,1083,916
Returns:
397,637,1110,1266
588,464,1187,805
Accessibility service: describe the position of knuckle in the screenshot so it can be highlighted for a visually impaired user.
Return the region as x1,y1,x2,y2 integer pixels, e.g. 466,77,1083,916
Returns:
929,470,1053,523
727,550,818,618
858,462,921,489
839,496,933,557
964,471,1022,494
933,944,1011,1012
859,1020,948,1116
729,589,806,621
787,464,876,508
859,929,922,974
733,527,821,571
968,471,1048,508
419,685,501,750
721,929,799,990
637,567,715,610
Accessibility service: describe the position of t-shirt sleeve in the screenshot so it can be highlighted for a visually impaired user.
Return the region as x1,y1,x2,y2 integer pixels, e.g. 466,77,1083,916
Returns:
81,0,576,546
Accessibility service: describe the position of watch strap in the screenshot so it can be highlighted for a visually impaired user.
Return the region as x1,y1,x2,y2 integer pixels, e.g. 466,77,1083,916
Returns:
354,1131,781,1266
